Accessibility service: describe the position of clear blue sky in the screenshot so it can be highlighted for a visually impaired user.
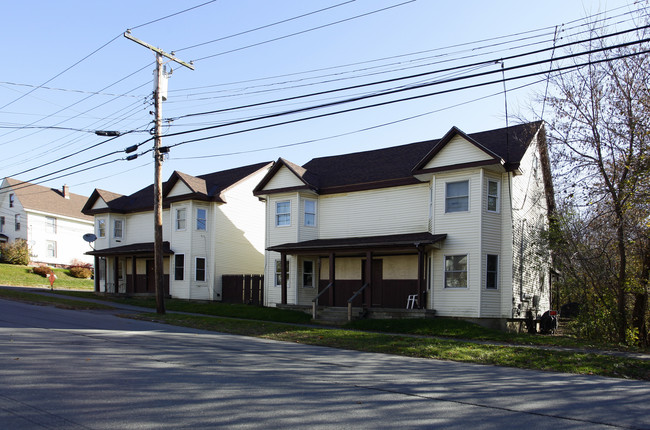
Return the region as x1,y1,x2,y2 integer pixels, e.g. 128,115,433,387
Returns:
0,0,640,197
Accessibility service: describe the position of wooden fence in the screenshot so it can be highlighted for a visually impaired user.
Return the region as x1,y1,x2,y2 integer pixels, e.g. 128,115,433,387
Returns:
222,274,264,305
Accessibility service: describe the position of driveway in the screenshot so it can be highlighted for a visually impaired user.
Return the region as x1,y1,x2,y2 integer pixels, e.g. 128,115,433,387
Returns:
1,298,649,429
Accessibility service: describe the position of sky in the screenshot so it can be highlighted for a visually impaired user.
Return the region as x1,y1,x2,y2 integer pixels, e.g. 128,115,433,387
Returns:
0,0,643,198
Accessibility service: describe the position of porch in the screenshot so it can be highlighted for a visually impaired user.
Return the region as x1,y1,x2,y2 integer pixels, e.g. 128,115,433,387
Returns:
269,232,446,322
86,241,173,296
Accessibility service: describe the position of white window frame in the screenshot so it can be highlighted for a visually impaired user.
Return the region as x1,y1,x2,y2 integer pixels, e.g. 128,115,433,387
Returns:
444,254,468,288
9,194,14,208
46,240,57,258
302,260,314,288
445,180,469,213
486,254,499,289
196,208,207,231
276,201,291,227
174,254,185,281
0,216,4,233
195,257,206,282
15,214,20,231
113,219,124,239
487,180,500,213
97,219,106,238
275,259,289,286
175,208,187,231
45,216,57,234
304,199,316,227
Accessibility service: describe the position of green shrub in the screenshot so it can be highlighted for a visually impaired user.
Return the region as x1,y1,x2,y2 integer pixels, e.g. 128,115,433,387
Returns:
32,266,53,277
0,241,30,265
69,266,92,279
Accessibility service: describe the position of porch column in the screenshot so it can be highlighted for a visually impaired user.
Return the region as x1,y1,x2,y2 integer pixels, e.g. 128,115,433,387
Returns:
328,252,335,306
365,251,372,308
113,256,119,294
94,256,100,292
417,246,425,309
281,252,287,305
131,256,137,293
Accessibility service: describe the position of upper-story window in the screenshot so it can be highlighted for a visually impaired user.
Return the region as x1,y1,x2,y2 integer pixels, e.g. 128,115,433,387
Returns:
196,208,207,231
176,208,186,230
445,180,469,213
276,201,291,227
0,216,4,233
9,194,15,208
45,216,57,234
97,219,106,238
487,180,500,213
15,214,20,231
113,219,123,239
304,200,316,227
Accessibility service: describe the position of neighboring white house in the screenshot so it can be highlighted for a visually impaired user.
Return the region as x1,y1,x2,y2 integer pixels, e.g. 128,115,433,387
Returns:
253,122,554,329
81,162,272,300
0,177,94,265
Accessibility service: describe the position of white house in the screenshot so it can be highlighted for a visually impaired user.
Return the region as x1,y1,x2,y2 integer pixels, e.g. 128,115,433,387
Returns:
253,122,554,328
82,162,272,300
0,178,94,266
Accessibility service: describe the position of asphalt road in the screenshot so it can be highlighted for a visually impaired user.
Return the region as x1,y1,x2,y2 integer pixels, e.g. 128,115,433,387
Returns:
1,298,649,429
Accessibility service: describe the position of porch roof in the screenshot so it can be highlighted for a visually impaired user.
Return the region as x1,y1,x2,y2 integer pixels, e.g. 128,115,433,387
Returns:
86,241,174,257
267,232,446,255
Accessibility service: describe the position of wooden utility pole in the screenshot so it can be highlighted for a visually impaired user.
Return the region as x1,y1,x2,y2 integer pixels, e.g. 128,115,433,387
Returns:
124,31,194,314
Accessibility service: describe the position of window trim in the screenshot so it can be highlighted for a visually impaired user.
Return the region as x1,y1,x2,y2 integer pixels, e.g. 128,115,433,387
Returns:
444,254,468,288
174,254,185,281
175,208,187,231
9,193,14,208
275,201,291,227
97,218,106,238
304,199,316,227
487,179,500,213
445,180,469,213
15,214,20,231
0,216,4,233
113,219,124,239
275,259,289,286
46,240,57,258
196,208,207,231
195,257,206,282
302,259,314,288
45,216,57,234
486,254,499,289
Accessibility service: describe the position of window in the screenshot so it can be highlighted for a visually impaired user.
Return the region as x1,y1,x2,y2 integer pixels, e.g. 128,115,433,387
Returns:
275,259,289,286
97,219,106,238
15,214,20,231
174,254,185,281
444,255,467,288
276,201,290,226
9,194,14,208
445,181,469,213
46,241,57,258
487,180,500,212
0,216,4,233
45,216,57,234
113,219,123,238
302,260,314,288
176,208,186,230
304,200,316,227
486,254,499,289
196,208,207,231
195,257,206,282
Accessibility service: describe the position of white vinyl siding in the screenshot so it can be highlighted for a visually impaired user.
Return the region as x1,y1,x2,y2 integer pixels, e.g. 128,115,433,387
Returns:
422,135,494,169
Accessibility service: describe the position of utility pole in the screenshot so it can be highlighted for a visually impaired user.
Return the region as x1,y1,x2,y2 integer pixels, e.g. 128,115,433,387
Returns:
124,31,194,314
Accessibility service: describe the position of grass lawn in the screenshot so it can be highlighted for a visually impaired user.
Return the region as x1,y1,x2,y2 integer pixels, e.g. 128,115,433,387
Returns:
0,263,94,290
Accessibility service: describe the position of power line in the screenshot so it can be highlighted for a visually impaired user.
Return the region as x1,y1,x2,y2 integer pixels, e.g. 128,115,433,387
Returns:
129,0,219,30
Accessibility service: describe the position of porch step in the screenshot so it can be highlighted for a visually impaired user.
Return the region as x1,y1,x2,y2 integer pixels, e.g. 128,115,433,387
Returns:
315,306,364,325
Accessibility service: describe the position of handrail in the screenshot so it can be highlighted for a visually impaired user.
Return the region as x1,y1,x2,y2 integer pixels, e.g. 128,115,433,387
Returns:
312,282,333,319
347,283,369,322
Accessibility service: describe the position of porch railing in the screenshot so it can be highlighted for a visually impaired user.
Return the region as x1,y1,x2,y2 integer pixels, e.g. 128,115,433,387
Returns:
312,282,333,319
347,283,369,322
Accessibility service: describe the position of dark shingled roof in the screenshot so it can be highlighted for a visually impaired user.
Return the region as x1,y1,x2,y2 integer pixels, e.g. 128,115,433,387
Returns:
3,177,92,221
86,241,173,256
83,162,272,214
255,122,542,195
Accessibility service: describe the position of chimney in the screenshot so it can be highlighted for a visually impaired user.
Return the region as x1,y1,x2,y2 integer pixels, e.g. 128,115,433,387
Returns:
62,185,70,199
